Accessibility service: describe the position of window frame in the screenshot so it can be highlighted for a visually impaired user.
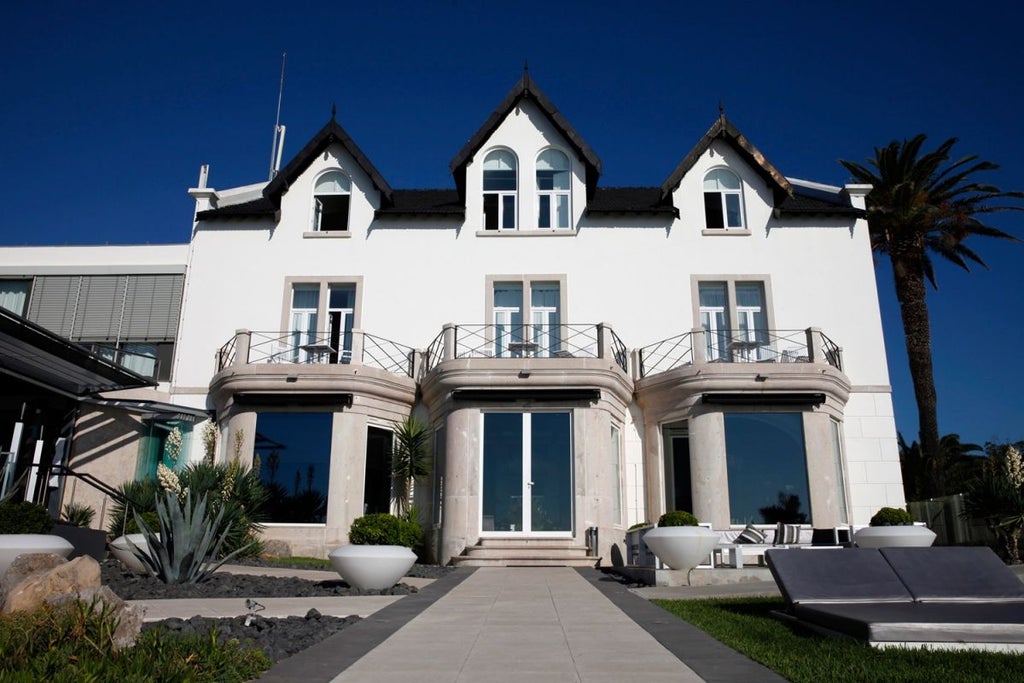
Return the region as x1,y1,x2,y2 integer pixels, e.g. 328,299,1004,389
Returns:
482,149,519,231
536,148,571,230
693,276,775,362
282,276,363,363
0,279,32,316
311,169,352,233
702,167,746,231
485,275,567,358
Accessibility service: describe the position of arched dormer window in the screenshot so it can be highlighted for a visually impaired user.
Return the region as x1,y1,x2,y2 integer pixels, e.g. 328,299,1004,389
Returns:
536,149,570,229
313,170,351,232
703,168,744,230
483,150,517,230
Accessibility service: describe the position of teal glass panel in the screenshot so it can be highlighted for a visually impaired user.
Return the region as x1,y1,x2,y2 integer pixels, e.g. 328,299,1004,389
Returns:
724,413,810,525
482,413,523,532
530,412,572,531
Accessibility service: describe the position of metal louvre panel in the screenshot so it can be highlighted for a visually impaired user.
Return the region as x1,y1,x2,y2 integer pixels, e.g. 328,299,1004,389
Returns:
26,275,79,337
72,275,127,341
121,274,183,341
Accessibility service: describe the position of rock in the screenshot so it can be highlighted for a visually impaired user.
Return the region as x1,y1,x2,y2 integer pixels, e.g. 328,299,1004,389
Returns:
48,585,143,650
0,553,67,605
2,555,101,613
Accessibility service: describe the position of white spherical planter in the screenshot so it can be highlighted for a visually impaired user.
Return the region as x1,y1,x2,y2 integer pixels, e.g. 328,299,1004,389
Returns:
109,533,157,573
0,534,74,576
854,525,936,548
329,545,416,590
642,526,719,571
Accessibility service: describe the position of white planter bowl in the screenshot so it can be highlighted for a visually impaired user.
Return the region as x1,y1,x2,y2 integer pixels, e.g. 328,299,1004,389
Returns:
329,544,416,590
0,534,74,576
642,526,719,571
854,525,936,548
109,533,158,573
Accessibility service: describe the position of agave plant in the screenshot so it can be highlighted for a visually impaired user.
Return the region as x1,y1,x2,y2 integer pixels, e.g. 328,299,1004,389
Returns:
129,489,251,584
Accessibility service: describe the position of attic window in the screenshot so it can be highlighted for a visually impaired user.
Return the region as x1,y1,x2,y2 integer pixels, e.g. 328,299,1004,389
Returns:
536,149,570,229
703,168,744,230
483,150,517,230
313,171,351,232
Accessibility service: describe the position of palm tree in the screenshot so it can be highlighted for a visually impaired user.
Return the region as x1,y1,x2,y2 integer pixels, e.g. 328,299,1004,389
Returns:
389,416,432,517
841,136,1021,496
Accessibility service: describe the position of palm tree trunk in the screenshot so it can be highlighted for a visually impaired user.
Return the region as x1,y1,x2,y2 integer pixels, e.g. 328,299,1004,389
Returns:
890,256,942,497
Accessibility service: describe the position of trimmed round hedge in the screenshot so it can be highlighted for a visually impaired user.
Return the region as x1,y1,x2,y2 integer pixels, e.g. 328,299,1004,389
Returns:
348,513,423,548
0,502,54,534
869,506,914,526
657,510,699,527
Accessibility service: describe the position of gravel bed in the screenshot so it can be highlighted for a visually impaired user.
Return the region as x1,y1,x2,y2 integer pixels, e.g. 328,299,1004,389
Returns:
102,559,453,665
141,610,361,663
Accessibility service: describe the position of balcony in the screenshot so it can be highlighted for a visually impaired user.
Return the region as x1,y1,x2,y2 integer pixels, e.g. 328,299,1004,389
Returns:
420,323,634,410
209,329,418,412
637,328,842,378
634,328,851,414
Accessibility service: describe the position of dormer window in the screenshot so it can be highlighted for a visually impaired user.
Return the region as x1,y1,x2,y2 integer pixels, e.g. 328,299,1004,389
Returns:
313,170,351,232
483,150,517,230
536,149,570,229
703,168,744,230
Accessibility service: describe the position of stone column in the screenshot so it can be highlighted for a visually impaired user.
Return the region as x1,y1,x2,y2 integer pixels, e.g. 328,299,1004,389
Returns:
802,412,843,527
642,419,665,525
689,410,729,528
440,407,479,564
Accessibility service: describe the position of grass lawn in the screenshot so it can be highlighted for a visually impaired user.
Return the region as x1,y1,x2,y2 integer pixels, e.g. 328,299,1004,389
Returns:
653,597,1024,683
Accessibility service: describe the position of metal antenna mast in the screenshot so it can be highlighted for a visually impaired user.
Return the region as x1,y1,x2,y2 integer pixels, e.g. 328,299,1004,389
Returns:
268,52,287,180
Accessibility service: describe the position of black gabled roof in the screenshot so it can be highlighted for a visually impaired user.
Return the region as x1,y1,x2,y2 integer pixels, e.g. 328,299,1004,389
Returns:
661,113,792,205
375,189,464,218
263,119,393,208
449,72,602,201
585,187,678,217
196,196,277,220
776,191,864,217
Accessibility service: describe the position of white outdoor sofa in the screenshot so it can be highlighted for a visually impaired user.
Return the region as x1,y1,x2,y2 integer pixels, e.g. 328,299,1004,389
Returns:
716,525,852,568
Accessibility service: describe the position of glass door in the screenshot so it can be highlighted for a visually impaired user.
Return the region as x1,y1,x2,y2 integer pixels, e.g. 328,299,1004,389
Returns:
481,412,572,535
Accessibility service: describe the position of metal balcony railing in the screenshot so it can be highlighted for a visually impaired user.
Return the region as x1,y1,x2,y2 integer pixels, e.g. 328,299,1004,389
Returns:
637,328,842,378
216,330,415,378
421,323,628,374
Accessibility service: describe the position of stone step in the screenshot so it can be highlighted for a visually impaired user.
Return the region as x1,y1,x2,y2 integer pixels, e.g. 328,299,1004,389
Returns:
451,555,600,568
461,546,591,559
475,538,581,548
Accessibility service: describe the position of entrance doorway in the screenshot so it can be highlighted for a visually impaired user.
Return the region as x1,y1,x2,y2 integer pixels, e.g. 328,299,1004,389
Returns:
481,412,572,535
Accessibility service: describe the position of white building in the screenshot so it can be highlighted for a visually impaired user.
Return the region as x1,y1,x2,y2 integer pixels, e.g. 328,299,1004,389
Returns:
1,74,904,564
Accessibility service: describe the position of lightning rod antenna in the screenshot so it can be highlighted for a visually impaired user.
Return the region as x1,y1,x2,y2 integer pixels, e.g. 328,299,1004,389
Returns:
268,52,287,180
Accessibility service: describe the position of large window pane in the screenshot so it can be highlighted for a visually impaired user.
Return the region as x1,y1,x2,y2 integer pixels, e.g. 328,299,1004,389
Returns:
0,280,30,316
530,412,572,532
724,413,810,525
255,412,332,523
482,413,523,532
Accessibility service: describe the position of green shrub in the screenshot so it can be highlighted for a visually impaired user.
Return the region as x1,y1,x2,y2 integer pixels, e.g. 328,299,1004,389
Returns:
0,599,269,681
348,513,423,548
628,521,651,530
0,502,54,534
658,510,699,527
869,506,914,526
133,490,251,584
61,502,96,528
106,462,268,558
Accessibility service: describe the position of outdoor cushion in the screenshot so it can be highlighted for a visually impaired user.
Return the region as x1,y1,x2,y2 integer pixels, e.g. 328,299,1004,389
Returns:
765,548,913,605
792,602,1024,645
774,523,802,546
735,524,766,544
880,546,1024,602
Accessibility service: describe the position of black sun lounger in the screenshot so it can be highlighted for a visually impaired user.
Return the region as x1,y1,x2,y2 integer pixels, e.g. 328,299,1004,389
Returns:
765,546,1024,651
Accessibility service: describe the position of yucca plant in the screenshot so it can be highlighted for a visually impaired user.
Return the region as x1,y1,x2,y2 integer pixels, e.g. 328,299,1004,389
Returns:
129,489,251,584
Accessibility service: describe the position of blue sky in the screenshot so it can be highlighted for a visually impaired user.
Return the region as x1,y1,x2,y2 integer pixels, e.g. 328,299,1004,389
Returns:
2,1,1021,447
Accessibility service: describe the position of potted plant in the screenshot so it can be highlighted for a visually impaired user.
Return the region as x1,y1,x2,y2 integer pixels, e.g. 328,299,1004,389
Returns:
329,513,420,590
854,506,936,548
0,500,73,575
640,511,718,572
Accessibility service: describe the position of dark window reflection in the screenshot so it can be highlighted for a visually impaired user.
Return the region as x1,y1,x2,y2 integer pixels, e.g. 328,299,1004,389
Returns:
724,413,810,525
255,412,332,523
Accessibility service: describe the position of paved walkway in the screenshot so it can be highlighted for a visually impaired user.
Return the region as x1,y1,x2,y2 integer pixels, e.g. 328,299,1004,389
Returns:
259,567,785,683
